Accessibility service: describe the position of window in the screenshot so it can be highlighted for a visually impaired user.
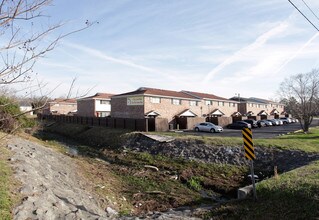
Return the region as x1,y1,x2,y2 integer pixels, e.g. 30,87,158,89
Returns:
150,97,161,103
265,105,267,108
230,102,236,107
249,103,253,107
258,104,261,108
205,100,212,105
218,101,224,106
97,112,109,117
172,99,181,105
100,100,109,105
189,101,197,106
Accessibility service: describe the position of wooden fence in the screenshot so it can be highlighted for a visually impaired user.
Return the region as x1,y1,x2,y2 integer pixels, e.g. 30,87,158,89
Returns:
38,114,148,131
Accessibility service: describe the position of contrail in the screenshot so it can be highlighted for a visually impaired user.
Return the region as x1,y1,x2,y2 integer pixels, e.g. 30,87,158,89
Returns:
274,32,319,74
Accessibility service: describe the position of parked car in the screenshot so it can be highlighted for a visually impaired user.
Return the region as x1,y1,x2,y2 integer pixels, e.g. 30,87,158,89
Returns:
260,120,272,126
227,121,251,129
243,119,258,128
194,122,223,133
279,117,291,124
256,120,266,127
268,119,282,126
267,119,278,126
292,118,299,123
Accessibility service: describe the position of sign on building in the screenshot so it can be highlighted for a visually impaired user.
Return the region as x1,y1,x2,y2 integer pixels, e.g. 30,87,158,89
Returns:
127,96,144,106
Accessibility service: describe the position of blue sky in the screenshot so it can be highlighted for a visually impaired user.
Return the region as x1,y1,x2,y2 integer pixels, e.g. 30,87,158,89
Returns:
19,0,319,100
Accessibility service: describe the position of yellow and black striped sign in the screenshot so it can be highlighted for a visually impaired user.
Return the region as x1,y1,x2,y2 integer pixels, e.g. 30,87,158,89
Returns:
242,128,256,160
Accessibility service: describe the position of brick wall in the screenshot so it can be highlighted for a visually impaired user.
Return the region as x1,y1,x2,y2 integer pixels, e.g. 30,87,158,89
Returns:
238,102,285,116
111,97,145,119
77,99,95,117
112,95,239,123
43,103,77,115
145,97,238,122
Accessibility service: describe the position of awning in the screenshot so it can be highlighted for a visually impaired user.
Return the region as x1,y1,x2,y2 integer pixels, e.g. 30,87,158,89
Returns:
270,109,279,115
257,110,268,116
231,111,242,117
210,109,225,116
177,109,197,117
145,110,160,117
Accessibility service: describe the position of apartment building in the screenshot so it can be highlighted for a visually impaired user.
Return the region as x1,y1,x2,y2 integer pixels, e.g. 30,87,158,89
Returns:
111,87,201,123
42,98,77,115
229,96,284,117
182,91,239,117
111,87,239,124
77,93,114,117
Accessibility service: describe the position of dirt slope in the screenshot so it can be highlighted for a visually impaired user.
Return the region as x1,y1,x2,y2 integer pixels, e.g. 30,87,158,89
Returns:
7,136,114,220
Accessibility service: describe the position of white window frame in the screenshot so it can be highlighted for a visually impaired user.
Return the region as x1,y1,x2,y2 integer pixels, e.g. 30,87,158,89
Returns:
205,100,212,105
189,101,197,106
172,99,181,105
150,97,161,104
100,100,109,105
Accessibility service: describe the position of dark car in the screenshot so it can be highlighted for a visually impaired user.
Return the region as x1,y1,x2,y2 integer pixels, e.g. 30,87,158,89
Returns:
227,121,251,129
243,119,258,128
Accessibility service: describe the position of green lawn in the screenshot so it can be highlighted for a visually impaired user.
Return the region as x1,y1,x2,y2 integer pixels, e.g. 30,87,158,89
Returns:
157,127,319,153
0,143,13,220
205,160,319,219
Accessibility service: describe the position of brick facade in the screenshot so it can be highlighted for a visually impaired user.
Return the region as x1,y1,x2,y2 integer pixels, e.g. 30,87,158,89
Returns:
77,99,95,117
77,93,113,117
111,96,145,119
42,99,77,115
230,97,285,116
111,88,239,123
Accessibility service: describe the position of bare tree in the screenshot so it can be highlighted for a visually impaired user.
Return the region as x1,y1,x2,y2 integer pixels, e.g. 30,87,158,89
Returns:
0,0,95,132
0,0,94,85
279,69,319,132
65,75,96,99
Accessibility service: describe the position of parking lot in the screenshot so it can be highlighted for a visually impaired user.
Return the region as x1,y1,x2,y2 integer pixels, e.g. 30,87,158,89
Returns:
186,118,319,139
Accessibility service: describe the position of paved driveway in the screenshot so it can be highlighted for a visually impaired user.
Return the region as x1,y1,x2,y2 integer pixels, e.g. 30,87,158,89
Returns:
186,119,319,139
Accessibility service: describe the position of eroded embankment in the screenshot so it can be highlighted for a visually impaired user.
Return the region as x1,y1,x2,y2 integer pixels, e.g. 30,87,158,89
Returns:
39,122,319,177
124,133,319,174
33,122,319,217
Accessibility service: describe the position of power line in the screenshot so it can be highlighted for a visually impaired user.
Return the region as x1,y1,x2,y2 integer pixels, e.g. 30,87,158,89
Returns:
288,0,319,32
301,0,319,22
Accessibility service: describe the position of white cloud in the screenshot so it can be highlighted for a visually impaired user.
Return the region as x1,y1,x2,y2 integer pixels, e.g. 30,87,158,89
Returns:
202,21,290,83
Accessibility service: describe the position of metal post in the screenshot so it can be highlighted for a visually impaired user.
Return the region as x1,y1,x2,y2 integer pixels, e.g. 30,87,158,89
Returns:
250,160,257,200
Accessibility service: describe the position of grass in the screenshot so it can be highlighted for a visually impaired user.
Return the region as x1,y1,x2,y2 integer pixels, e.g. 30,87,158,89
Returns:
204,160,319,219
254,127,319,153
0,148,11,220
0,134,16,220
157,127,319,153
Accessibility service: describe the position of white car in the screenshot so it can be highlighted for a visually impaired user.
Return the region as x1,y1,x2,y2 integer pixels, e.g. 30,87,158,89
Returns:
194,122,223,133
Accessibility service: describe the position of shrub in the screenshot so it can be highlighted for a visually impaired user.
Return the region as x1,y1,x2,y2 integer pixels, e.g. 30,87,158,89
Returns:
0,96,35,132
